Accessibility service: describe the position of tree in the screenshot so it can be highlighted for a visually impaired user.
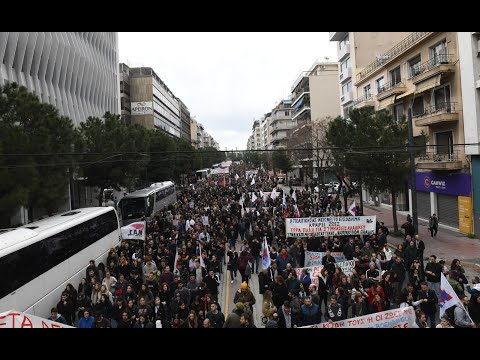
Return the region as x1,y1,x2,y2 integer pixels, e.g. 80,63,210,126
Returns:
286,122,313,181
0,82,79,219
78,113,149,206
311,118,334,187
272,150,292,174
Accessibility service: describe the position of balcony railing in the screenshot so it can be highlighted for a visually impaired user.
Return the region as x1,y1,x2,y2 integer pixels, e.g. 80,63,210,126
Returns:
417,150,459,162
357,32,432,82
377,80,405,95
412,102,458,118
353,94,373,106
409,54,454,79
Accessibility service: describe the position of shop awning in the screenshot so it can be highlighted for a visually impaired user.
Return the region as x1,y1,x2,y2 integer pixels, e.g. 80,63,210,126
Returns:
396,89,415,100
415,74,441,94
378,95,397,110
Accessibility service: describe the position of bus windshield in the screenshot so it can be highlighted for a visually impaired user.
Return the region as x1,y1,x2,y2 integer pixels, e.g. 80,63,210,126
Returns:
120,197,146,220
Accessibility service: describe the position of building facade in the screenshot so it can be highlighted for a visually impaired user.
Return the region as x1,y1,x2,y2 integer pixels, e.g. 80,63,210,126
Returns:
330,32,412,118
125,66,181,137
178,99,192,141
119,62,131,124
458,32,480,235
0,32,120,225
348,32,470,231
190,118,200,148
0,32,120,127
270,100,293,149
290,62,340,125
261,113,272,149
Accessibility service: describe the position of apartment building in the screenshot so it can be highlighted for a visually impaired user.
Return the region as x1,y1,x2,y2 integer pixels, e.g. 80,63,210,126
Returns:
261,113,272,149
247,134,255,150
269,100,293,149
350,32,469,231
190,118,199,148
290,61,340,125
458,32,480,235
179,99,192,141
330,32,412,118
119,63,131,124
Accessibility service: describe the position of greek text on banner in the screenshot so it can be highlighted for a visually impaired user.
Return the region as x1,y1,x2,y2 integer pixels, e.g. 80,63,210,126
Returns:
286,216,376,237
300,306,415,328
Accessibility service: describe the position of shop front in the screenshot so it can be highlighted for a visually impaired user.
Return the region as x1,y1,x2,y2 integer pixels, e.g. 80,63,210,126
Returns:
412,171,472,233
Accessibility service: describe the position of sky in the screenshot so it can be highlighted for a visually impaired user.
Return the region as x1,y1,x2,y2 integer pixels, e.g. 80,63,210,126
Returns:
119,32,338,151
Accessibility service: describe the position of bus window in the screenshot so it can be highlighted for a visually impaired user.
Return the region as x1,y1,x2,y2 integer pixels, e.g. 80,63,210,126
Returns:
146,194,155,216
120,197,146,220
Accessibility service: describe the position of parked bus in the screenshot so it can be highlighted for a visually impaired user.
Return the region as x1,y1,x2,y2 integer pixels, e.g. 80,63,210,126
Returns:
118,181,176,226
0,207,120,318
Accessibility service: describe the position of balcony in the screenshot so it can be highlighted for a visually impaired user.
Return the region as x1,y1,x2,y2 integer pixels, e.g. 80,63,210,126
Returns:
413,102,459,127
356,32,433,83
353,94,375,108
292,103,311,121
339,67,352,84
338,43,350,62
329,32,348,41
340,91,353,105
411,54,455,84
377,80,406,101
291,91,310,108
416,151,462,170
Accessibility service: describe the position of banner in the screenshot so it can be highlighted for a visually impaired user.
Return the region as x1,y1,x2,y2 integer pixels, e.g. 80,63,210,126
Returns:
305,251,347,266
0,310,74,328
300,306,415,328
121,221,146,241
286,216,376,237
295,260,355,287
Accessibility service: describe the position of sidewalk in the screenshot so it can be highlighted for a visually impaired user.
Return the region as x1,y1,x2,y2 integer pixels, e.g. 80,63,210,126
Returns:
360,201,480,273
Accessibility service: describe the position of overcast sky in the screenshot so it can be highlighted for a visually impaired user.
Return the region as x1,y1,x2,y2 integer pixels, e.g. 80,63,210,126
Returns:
119,32,338,150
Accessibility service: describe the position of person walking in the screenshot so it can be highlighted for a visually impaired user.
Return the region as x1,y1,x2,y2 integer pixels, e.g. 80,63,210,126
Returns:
428,213,438,237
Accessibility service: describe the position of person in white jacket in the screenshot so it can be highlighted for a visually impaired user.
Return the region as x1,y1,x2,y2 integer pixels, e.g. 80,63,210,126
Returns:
102,270,117,294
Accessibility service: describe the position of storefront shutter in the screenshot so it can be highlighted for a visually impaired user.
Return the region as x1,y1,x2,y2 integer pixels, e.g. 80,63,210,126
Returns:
417,191,431,220
437,194,459,228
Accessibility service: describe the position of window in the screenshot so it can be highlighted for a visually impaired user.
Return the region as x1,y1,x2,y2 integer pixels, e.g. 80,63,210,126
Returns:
409,55,422,78
363,84,371,99
376,77,385,93
285,111,289,116
390,67,401,85
412,96,424,117
339,37,349,50
392,103,404,123
343,105,353,118
342,81,352,95
430,40,448,65
435,131,454,157
433,84,451,111
0,210,118,299
340,57,351,74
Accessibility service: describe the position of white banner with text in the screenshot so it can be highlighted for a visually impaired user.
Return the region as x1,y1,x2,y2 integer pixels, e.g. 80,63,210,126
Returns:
286,216,376,237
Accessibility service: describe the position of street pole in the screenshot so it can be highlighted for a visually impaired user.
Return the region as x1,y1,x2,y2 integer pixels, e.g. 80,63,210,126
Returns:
407,107,418,235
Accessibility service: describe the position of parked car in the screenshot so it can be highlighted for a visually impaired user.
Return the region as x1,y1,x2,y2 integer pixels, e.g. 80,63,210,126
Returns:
290,177,302,186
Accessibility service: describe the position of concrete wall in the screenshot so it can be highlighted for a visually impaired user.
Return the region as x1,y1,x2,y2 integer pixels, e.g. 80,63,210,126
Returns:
129,76,154,129
309,65,340,121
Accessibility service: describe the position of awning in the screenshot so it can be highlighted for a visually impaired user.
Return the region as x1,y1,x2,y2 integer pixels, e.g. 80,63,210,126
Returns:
293,97,304,109
415,74,441,94
396,89,415,100
378,95,397,110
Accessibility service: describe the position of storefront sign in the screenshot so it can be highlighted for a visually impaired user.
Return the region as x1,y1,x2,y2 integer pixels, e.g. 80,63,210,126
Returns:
458,196,472,234
131,101,153,115
414,172,471,196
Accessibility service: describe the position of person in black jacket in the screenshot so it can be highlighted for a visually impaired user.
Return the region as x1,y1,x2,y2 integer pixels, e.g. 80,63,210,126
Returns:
277,301,297,328
258,268,271,294
417,282,438,328
50,307,67,325
324,295,344,322
424,255,442,299
56,292,75,326
117,311,133,328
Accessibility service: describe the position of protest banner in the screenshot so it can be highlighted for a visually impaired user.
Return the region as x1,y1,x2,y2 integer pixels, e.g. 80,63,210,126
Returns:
304,251,347,266
295,260,355,287
300,306,415,328
0,310,74,328
121,221,146,241
286,216,376,237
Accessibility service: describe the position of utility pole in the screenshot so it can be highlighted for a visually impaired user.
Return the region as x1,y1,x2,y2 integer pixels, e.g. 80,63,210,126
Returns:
407,107,418,235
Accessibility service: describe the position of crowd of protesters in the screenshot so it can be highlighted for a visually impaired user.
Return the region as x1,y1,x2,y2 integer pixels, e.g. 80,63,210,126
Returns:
46,162,479,329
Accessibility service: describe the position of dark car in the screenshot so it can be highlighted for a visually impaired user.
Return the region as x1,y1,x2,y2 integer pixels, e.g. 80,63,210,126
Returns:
290,178,302,186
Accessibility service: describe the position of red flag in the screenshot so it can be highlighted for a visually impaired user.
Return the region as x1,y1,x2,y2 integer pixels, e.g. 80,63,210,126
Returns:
221,177,226,187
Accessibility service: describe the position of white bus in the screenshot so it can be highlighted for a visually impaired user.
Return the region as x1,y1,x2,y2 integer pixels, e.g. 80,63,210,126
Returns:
118,181,176,226
196,168,211,180
0,207,120,318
